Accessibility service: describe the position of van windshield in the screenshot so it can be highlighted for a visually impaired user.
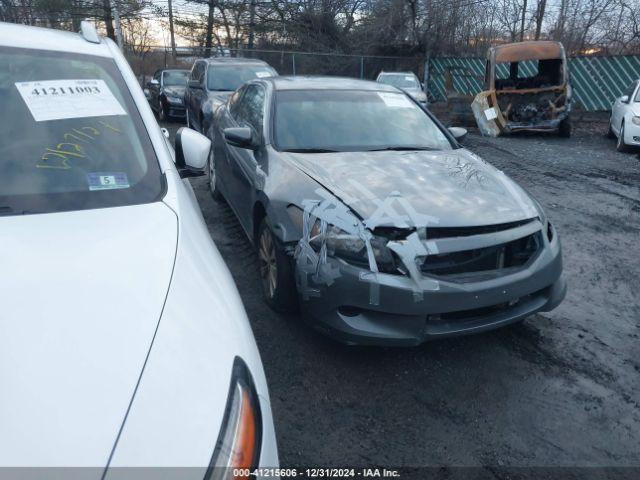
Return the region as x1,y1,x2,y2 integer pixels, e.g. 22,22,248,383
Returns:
0,47,163,216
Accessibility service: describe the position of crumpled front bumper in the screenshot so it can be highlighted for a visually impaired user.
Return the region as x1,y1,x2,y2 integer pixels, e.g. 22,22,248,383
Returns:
298,230,566,346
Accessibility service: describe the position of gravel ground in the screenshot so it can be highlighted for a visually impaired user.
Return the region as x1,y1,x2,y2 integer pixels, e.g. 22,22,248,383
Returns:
164,119,640,471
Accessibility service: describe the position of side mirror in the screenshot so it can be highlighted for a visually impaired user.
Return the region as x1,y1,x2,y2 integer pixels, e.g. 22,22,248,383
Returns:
143,88,151,100
224,127,257,150
448,126,468,142
188,79,203,90
149,78,159,86
620,95,630,103
174,127,209,178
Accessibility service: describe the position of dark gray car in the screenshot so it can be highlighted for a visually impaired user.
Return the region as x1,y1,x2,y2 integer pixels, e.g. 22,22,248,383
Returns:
184,57,276,136
208,76,566,346
147,68,189,121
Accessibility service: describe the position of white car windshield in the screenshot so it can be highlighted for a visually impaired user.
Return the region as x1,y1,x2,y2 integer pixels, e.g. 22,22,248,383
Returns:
0,47,164,216
274,89,452,152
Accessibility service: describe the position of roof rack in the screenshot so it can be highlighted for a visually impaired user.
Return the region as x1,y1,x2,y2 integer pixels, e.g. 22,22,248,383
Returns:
80,21,100,44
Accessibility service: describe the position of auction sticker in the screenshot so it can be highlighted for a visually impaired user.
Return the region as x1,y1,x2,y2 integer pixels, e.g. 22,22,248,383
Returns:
255,71,272,78
15,79,126,122
377,92,413,108
87,172,130,191
484,107,498,120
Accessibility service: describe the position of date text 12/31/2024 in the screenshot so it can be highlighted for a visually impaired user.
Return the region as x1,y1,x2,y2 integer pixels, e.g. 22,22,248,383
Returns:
233,468,401,478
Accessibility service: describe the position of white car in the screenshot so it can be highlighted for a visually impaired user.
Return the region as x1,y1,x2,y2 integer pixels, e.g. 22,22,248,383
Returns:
609,79,640,152
0,21,278,475
376,71,427,105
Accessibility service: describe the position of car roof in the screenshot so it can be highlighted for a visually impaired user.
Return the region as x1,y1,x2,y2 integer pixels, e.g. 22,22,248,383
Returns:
202,57,272,66
265,76,399,92
0,22,113,57
379,71,416,76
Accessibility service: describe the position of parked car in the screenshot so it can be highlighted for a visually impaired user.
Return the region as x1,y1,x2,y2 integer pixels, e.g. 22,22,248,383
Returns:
376,71,427,105
208,76,566,346
608,79,640,152
146,68,189,121
472,41,572,137
0,22,278,469
185,57,277,136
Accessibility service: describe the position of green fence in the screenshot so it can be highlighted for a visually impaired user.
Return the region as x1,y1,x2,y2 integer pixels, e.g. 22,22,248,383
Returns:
427,55,640,111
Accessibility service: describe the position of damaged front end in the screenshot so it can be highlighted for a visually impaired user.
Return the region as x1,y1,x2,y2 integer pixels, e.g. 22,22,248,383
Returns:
472,41,572,137
288,185,565,346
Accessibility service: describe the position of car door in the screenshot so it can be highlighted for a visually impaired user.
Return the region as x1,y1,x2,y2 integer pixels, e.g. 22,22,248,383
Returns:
214,87,245,199
222,83,267,234
612,81,637,134
187,61,205,130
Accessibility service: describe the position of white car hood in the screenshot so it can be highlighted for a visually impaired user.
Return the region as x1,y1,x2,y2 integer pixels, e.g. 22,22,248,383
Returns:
0,202,177,467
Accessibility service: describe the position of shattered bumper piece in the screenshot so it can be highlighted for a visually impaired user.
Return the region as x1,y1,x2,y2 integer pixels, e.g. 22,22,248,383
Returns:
298,231,565,346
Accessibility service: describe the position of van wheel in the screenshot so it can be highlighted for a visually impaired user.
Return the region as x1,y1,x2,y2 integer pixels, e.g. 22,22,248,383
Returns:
257,219,298,312
616,122,630,152
558,118,571,138
208,147,223,201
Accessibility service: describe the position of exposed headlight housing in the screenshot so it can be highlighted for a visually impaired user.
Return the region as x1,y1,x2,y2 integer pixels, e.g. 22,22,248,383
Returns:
205,357,261,480
632,116,640,126
287,205,398,273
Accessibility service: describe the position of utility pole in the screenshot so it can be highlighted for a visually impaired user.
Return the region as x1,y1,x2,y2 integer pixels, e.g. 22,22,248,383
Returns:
110,0,124,49
248,0,257,53
520,0,528,42
168,0,177,64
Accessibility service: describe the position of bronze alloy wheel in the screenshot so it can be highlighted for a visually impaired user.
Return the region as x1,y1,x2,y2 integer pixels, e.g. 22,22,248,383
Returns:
259,226,278,299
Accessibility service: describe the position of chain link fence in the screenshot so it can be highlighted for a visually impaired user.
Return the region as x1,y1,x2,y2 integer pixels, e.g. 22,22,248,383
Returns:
125,46,427,88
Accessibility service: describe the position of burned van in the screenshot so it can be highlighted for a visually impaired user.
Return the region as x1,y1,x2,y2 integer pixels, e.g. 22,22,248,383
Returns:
472,41,572,137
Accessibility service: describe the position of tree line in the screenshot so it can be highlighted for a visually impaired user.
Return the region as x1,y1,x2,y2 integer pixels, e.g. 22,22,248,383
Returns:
1,0,639,57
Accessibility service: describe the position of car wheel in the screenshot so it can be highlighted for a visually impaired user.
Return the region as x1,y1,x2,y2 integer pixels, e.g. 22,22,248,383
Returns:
616,122,630,152
607,118,616,139
158,99,167,122
208,147,223,201
257,219,298,312
558,118,571,138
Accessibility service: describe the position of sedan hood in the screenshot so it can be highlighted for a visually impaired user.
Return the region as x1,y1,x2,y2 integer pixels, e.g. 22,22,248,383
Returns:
0,202,177,466
163,85,185,98
285,148,538,227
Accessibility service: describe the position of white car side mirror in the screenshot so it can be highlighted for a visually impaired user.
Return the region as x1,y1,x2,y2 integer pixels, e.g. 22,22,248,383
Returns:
620,95,629,103
175,127,210,178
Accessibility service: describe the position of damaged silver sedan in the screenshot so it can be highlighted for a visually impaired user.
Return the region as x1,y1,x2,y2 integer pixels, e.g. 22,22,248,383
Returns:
209,76,566,345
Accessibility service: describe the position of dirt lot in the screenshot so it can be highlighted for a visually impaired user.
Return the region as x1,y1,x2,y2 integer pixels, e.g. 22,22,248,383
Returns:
164,119,640,471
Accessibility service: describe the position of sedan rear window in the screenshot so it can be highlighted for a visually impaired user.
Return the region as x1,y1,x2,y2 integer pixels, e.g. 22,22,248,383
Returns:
0,47,163,216
207,64,276,91
274,90,452,152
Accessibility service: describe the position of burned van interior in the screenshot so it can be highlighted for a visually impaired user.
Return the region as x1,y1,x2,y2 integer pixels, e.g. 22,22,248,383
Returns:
472,41,572,137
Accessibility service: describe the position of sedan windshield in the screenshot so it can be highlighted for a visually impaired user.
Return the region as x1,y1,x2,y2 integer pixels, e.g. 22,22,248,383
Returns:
163,70,188,86
0,47,163,216
274,90,452,152
378,74,420,89
207,64,276,91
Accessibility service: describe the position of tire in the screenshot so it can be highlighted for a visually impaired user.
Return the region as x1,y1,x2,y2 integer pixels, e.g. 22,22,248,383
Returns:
257,219,298,312
616,122,630,152
606,118,616,139
558,118,571,138
207,146,223,201
158,99,167,122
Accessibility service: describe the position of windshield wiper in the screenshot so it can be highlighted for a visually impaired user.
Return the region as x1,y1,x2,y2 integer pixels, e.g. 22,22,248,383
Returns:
282,148,340,153
366,146,436,152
